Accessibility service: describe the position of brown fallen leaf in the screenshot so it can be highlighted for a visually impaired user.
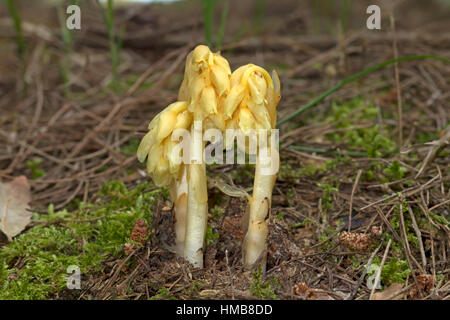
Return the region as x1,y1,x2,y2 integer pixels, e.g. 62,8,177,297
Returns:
372,283,404,300
0,176,32,241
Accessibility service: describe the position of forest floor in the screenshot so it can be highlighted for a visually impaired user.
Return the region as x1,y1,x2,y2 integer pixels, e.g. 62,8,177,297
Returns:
0,0,449,300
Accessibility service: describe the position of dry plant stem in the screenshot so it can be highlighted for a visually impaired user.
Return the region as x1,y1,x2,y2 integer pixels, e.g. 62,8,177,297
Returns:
173,165,188,255
183,126,208,268
347,244,382,300
243,145,278,271
390,13,403,147
369,239,392,300
407,205,427,268
348,169,362,232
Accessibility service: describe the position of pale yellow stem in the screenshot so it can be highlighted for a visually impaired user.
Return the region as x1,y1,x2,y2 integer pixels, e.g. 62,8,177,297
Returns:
243,145,278,271
172,165,188,256
183,125,208,267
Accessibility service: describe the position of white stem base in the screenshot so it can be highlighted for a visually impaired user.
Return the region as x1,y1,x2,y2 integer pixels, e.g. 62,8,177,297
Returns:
183,162,208,267
183,123,208,268
173,165,188,256
243,148,278,270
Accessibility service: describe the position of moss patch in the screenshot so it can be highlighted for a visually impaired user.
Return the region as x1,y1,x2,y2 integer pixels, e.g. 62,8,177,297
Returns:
0,181,168,299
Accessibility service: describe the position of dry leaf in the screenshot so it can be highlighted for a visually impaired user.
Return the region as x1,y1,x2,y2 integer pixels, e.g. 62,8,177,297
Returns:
0,176,32,241
372,283,404,300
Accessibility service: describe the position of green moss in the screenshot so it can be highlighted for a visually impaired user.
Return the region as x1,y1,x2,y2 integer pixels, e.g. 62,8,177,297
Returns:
26,157,46,179
317,182,338,211
416,131,439,144
429,211,449,226
389,200,419,250
319,98,401,183
318,223,341,252
367,257,411,287
325,98,397,158
149,287,177,300
205,226,219,247
285,188,295,205
383,160,407,181
0,181,168,299
278,162,323,182
350,255,363,270
323,154,351,171
182,281,203,297
275,212,286,220
210,205,225,220
291,217,316,228
250,267,279,299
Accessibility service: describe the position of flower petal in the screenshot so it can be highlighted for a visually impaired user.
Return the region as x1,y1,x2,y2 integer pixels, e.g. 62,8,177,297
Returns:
223,84,245,119
200,86,218,115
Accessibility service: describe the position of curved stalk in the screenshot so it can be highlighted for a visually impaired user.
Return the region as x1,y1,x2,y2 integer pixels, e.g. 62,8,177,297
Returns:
183,125,208,267
243,142,278,272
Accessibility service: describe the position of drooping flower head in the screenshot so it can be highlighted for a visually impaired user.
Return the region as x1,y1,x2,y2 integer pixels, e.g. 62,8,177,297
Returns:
137,101,192,186
178,45,232,130
224,64,281,133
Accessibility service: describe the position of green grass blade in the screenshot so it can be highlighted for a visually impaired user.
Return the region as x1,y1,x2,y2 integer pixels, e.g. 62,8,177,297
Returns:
107,0,119,82
6,0,26,62
277,55,450,127
253,0,266,30
57,1,75,96
216,0,229,49
202,0,215,47
340,0,351,32
96,0,121,90
289,145,367,157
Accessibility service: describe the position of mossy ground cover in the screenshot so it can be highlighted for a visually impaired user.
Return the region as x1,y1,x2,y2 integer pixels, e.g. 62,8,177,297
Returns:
0,181,167,299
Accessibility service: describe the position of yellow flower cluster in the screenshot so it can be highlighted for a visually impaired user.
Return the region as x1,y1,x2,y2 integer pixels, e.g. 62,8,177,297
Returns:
137,101,192,186
224,64,280,133
178,45,232,130
137,45,280,187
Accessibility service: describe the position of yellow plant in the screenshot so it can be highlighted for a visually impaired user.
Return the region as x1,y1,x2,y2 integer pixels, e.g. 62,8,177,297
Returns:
223,64,281,271
137,101,192,254
178,45,231,267
137,46,281,271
